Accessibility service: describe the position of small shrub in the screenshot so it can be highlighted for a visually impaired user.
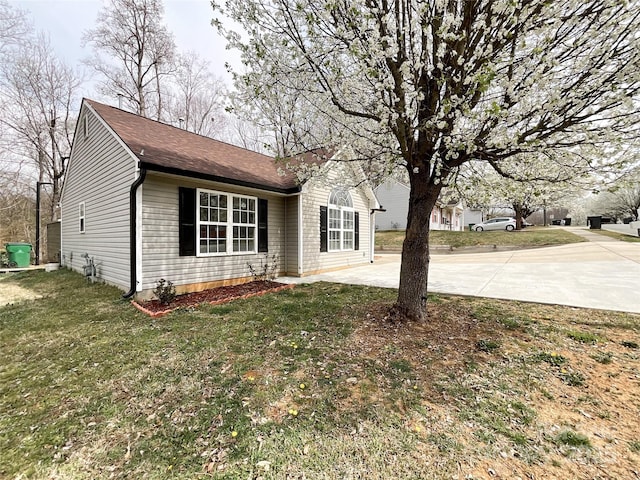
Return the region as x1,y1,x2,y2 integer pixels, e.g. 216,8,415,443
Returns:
533,352,567,367
389,359,412,373
0,250,12,267
554,430,591,448
476,339,500,353
559,370,586,387
629,441,640,453
428,433,462,453
566,330,599,344
499,316,521,330
590,352,613,364
621,340,639,349
247,253,279,281
153,278,176,305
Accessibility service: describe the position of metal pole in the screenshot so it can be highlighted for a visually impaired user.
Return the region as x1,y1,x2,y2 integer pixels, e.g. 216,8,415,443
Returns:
36,182,41,265
35,181,53,265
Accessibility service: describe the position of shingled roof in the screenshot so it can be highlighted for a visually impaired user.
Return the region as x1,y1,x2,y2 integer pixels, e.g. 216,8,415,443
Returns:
85,99,302,194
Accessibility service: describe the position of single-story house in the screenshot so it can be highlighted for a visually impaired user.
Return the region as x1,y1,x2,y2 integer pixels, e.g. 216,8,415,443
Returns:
374,178,465,231
60,99,380,298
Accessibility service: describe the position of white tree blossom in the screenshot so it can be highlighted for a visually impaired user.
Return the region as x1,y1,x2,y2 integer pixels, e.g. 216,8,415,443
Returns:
457,158,592,228
215,0,640,321
589,167,640,221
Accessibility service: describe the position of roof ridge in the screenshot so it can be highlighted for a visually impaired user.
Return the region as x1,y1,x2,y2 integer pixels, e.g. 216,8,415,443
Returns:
82,97,302,192
84,98,275,160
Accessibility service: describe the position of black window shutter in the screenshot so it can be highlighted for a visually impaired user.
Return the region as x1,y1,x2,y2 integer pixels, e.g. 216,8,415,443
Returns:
320,206,328,252
354,211,360,251
258,198,268,252
179,187,196,256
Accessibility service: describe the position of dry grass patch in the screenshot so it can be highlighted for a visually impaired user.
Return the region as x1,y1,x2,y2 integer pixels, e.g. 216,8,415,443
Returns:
341,298,640,479
0,274,42,305
1,271,639,479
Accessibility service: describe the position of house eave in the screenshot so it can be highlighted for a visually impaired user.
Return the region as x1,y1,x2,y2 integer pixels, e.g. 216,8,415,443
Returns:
140,162,302,195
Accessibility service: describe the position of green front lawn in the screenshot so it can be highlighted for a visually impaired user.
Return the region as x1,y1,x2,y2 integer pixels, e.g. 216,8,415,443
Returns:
376,226,588,249
1,270,639,479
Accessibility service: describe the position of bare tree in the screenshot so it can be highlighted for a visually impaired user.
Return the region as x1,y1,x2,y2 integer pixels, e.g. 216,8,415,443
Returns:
225,114,272,154
83,0,176,120
0,0,30,55
166,51,228,137
0,34,81,220
0,173,36,245
217,0,640,322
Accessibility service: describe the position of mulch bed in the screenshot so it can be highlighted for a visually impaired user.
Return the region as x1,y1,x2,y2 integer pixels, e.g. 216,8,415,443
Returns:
132,280,294,318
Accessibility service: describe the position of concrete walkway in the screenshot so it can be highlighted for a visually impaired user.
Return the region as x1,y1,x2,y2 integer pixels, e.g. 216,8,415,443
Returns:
280,227,640,314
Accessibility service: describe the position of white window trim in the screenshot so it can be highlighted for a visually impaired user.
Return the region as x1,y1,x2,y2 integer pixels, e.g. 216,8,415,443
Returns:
340,208,355,251
327,189,355,252
78,202,86,233
196,188,257,257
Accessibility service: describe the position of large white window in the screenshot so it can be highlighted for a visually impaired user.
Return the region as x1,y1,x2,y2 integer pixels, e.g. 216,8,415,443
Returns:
197,189,256,255
328,188,354,251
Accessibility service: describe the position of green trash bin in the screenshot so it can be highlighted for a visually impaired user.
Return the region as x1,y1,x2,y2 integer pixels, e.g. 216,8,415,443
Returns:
5,243,32,268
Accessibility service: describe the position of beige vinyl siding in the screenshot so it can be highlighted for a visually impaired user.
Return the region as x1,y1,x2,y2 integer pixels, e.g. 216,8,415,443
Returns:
140,174,286,294
284,196,299,275
60,107,136,289
301,166,372,274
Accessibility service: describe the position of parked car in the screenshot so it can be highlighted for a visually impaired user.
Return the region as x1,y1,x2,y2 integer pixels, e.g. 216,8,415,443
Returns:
474,217,517,231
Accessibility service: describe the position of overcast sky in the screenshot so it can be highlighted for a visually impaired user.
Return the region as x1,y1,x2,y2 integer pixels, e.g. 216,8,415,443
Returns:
9,0,241,98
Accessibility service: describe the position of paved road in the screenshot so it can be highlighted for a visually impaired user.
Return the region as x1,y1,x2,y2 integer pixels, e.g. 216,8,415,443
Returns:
280,227,640,314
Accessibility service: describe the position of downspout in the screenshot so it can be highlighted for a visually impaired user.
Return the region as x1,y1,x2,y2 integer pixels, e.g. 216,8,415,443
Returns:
370,207,385,263
370,210,375,263
297,194,303,275
122,167,147,298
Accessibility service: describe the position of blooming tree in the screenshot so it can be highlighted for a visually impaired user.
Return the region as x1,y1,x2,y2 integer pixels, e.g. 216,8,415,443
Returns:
215,0,640,321
457,160,589,228
589,168,640,221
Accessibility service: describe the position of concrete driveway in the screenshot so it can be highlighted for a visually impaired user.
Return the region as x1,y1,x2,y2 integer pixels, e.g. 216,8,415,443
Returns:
280,228,640,314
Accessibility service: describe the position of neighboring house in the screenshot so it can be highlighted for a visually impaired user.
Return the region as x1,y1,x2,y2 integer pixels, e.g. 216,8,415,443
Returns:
463,208,484,228
374,179,465,231
60,99,380,298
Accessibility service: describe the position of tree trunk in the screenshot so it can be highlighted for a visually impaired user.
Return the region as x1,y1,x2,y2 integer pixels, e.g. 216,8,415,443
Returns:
512,203,525,230
514,207,523,230
394,168,442,322
155,63,162,121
